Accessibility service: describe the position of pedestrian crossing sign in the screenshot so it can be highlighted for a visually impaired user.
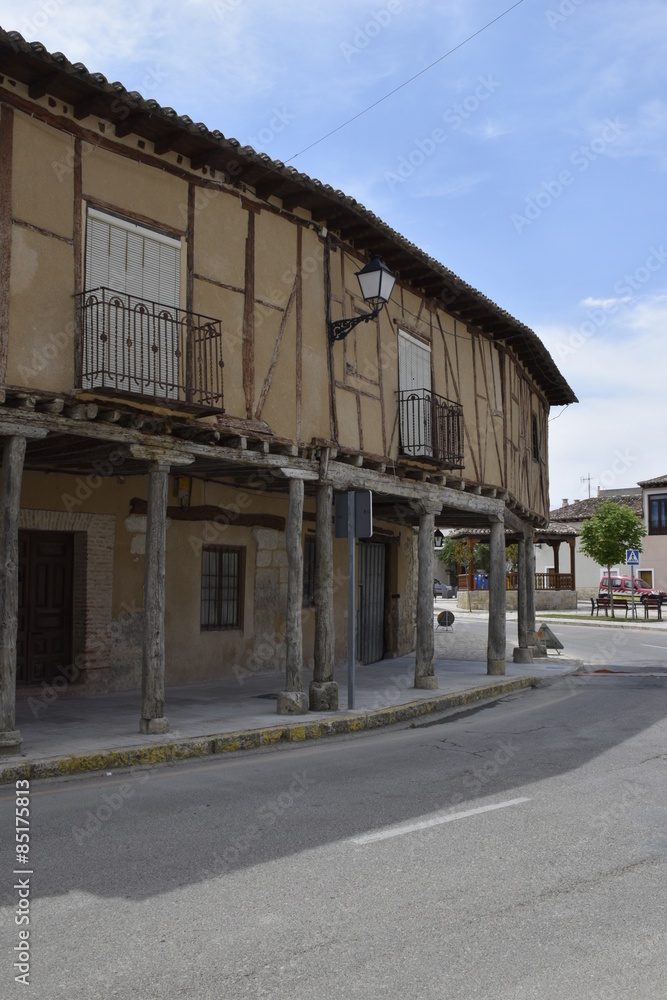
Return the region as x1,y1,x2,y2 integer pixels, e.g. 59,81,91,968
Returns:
626,549,639,566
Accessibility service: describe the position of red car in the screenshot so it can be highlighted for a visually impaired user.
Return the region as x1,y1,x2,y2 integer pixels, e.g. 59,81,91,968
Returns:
599,575,658,598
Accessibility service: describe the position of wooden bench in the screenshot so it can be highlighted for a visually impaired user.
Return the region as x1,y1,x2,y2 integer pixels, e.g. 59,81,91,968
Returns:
640,595,664,621
590,596,631,618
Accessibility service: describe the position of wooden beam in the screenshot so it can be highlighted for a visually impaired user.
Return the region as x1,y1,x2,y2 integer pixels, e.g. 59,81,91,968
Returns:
153,131,185,156
0,104,13,384
28,71,60,100
115,114,144,138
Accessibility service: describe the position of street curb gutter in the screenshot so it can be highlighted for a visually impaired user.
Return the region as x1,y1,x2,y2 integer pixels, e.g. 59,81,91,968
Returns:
0,673,570,784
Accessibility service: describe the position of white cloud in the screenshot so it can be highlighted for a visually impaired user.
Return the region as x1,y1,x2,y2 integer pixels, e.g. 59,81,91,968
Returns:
580,296,632,309
539,294,667,506
414,172,489,198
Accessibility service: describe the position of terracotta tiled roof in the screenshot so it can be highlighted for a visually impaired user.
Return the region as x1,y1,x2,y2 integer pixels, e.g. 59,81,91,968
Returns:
549,495,643,521
637,475,667,488
0,26,577,408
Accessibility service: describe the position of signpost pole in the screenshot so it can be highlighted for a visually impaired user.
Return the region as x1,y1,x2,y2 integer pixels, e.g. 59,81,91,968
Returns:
630,560,636,620
347,491,356,710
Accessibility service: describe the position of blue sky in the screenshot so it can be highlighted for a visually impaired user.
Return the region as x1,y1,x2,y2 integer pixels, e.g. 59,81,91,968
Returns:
3,0,666,508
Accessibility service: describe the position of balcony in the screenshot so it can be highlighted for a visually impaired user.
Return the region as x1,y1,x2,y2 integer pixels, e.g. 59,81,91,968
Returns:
76,287,224,411
397,388,464,468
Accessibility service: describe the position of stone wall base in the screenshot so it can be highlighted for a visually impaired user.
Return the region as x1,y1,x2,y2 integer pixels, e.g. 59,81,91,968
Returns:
458,590,578,611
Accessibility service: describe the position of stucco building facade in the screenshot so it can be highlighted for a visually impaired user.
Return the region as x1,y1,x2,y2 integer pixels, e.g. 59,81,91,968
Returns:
0,29,576,752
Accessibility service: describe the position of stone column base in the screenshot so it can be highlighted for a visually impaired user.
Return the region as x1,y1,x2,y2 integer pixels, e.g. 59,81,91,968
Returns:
309,681,338,712
487,659,506,675
513,647,534,664
140,717,170,735
414,675,439,690
0,730,22,755
277,691,309,715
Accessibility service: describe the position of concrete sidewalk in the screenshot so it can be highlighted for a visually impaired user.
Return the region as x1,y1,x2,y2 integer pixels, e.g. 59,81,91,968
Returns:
1,604,584,782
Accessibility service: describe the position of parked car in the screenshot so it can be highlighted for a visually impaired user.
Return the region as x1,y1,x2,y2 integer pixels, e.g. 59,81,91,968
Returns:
599,575,659,598
433,579,445,598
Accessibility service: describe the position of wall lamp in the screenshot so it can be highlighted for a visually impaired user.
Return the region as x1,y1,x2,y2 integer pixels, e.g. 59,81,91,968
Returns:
329,254,396,343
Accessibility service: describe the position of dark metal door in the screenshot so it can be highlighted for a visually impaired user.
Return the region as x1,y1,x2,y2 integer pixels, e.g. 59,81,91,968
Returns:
357,542,386,665
17,531,74,685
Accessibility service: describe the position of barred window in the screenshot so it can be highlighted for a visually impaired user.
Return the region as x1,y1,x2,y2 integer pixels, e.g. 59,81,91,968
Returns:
532,414,540,463
201,546,243,630
303,535,316,607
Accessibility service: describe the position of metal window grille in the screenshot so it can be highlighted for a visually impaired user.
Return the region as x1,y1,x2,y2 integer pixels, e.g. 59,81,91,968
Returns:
201,546,242,629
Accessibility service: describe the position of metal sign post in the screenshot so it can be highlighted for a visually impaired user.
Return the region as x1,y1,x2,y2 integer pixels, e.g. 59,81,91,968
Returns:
626,548,640,620
334,490,373,711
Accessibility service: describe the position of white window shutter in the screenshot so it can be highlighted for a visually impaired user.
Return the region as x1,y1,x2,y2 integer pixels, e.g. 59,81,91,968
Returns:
83,209,181,399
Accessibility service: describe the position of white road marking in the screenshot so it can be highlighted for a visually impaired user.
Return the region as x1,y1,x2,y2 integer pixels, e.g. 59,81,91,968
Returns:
351,797,531,845
640,644,667,649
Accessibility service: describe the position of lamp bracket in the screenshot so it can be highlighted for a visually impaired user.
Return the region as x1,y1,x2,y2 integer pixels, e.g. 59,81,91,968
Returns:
329,304,381,343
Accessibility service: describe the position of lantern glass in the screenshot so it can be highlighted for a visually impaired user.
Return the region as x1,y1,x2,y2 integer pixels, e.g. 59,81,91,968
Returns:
356,255,396,306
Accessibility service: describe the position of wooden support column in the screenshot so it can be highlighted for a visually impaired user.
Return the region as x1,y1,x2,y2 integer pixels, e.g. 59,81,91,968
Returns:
278,475,308,714
0,428,47,754
140,461,171,734
569,537,576,590
487,516,506,675
513,531,533,664
124,445,193,734
0,436,26,753
525,531,537,647
310,482,338,711
414,501,441,689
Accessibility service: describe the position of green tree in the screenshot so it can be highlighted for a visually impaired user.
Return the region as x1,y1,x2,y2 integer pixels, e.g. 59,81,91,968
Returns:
579,501,646,617
438,538,487,572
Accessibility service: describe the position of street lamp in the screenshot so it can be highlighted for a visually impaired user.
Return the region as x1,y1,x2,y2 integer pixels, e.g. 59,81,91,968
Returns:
434,529,444,549
329,254,396,343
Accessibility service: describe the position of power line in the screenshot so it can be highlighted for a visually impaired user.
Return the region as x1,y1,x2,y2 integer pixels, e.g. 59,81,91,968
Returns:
286,0,528,163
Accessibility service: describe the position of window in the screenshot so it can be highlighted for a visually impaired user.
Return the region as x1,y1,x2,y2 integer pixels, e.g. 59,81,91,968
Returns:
85,208,181,306
398,330,432,456
200,546,244,630
303,535,316,607
531,413,540,462
82,208,181,398
649,494,667,535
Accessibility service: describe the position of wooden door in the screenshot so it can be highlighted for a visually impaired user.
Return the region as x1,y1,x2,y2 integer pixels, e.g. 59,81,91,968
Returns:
17,532,74,686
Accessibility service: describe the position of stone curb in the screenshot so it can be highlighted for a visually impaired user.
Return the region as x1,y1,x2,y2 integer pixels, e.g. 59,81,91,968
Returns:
0,673,576,784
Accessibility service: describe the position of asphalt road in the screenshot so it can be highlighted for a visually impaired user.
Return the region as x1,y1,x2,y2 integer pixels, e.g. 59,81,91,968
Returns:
1,623,666,999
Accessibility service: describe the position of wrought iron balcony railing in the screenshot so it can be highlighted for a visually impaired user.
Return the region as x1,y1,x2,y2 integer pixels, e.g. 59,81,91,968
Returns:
397,388,464,467
76,287,224,410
